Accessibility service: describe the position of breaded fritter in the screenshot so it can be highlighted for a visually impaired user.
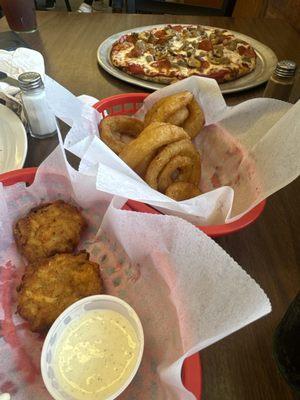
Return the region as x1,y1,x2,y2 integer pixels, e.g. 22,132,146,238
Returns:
17,251,102,332
14,200,86,262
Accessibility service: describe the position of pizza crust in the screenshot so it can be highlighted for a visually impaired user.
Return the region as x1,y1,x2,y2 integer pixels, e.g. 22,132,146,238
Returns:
119,68,177,85
122,66,254,85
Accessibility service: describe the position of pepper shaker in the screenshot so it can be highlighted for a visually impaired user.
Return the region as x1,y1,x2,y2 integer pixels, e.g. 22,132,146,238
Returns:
263,60,297,102
18,72,57,139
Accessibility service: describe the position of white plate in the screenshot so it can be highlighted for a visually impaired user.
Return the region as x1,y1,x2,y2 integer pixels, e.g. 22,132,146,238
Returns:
97,24,278,94
0,104,27,174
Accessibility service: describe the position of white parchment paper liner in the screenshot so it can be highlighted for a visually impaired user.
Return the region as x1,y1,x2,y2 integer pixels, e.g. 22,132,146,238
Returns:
0,144,271,399
47,76,299,226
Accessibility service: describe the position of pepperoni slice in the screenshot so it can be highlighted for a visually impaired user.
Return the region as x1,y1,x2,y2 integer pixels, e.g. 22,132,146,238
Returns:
199,60,210,71
172,25,183,32
245,47,256,58
238,45,256,58
238,45,246,55
126,33,138,44
152,59,171,69
127,64,145,75
198,39,213,51
157,37,168,45
154,29,167,38
127,47,143,58
122,33,138,44
112,42,131,53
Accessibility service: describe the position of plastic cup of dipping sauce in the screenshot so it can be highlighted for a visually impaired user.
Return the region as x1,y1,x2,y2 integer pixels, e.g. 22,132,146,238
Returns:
41,295,144,400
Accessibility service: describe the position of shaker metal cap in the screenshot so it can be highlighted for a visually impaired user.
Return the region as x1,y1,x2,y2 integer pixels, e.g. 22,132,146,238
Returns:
275,60,297,77
18,72,44,91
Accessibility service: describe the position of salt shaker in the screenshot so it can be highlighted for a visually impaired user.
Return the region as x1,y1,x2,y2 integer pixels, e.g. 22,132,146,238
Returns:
263,60,297,102
18,72,57,139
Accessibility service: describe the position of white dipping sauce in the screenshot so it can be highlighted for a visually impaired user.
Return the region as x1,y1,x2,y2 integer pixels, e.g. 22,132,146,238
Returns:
54,309,140,399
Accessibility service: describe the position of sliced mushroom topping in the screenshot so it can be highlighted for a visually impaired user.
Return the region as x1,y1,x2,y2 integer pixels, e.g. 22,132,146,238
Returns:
127,47,142,58
147,33,157,43
201,30,208,39
209,56,222,65
186,49,195,57
226,39,238,51
177,58,188,67
183,42,195,52
138,31,150,41
213,45,224,58
135,40,146,52
197,51,207,58
219,56,230,64
187,57,201,68
156,49,168,59
145,54,154,62
148,46,155,55
196,25,205,33
209,33,217,44
188,27,200,38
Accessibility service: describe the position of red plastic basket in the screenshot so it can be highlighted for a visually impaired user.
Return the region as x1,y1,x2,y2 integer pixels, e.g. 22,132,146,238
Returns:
94,93,266,238
0,167,202,399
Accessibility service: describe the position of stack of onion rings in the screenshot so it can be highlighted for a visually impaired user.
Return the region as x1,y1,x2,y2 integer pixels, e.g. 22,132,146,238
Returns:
99,91,205,201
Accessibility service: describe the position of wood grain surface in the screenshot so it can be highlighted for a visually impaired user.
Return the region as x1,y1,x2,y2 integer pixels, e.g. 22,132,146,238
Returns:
233,0,268,18
267,0,300,33
234,0,300,33
0,12,299,400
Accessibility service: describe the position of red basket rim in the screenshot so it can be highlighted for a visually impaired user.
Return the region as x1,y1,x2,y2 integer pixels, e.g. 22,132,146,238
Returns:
93,92,148,111
126,199,266,238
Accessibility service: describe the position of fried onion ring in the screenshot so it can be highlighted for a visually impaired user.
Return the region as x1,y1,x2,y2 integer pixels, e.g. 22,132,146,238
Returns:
144,91,193,126
100,115,144,154
143,97,165,126
145,139,201,190
135,150,157,177
158,155,193,193
165,182,201,201
166,106,189,126
182,98,205,139
119,122,189,170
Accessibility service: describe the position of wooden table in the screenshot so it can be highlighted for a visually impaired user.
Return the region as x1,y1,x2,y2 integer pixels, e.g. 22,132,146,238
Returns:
1,12,299,400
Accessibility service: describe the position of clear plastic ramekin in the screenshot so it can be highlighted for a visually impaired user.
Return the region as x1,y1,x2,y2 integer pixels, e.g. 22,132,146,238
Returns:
41,295,144,400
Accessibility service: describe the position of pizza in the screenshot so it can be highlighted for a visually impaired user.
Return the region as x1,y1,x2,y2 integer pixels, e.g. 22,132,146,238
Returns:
110,24,257,84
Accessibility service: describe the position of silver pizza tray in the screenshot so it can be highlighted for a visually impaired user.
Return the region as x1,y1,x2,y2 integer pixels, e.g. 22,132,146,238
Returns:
97,24,278,94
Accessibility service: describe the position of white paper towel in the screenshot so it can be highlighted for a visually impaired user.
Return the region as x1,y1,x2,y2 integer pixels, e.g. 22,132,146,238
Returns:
0,48,44,79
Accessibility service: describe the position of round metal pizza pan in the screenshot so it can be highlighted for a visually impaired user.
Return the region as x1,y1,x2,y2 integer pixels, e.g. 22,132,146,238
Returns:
97,24,278,94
